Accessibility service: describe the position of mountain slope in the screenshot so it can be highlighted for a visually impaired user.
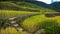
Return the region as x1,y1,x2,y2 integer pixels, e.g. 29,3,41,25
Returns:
0,1,41,12
50,2,60,12
26,1,49,8
29,1,60,12
0,1,56,12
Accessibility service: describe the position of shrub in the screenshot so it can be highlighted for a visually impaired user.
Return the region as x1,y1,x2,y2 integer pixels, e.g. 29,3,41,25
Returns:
41,18,60,34
45,26,60,34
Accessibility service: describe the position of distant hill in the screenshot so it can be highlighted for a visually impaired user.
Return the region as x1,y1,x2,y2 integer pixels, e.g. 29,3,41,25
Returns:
29,1,60,12
50,2,60,12
0,1,56,12
26,1,49,8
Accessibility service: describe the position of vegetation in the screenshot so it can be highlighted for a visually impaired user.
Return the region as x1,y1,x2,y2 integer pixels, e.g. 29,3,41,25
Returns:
21,15,46,32
0,14,60,34
45,25,60,34
0,10,39,34
21,15,60,33
0,1,60,34
0,10,38,18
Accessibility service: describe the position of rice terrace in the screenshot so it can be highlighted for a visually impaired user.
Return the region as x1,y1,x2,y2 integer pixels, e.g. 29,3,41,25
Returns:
0,0,60,34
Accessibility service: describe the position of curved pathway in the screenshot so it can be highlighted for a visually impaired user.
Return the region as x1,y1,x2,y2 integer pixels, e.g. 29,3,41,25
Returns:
1,14,39,34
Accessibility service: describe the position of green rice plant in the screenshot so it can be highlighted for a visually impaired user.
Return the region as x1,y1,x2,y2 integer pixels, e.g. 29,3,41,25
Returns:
54,16,60,24
21,15,46,33
0,10,38,19
21,15,60,33
41,18,58,28
36,18,59,34
0,10,39,34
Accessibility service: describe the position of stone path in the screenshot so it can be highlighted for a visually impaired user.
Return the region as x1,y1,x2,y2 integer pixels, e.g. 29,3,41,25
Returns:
1,14,39,34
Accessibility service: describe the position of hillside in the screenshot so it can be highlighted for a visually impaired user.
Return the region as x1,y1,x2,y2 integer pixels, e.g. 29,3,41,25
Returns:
28,1,60,12
26,1,49,8
0,1,56,12
50,2,60,12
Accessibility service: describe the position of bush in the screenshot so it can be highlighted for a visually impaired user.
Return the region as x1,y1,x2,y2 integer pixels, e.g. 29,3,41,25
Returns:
45,26,60,34
40,18,60,34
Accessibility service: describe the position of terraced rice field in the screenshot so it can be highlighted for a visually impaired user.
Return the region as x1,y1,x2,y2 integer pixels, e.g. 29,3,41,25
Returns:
0,10,39,19
0,10,39,34
0,10,60,34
